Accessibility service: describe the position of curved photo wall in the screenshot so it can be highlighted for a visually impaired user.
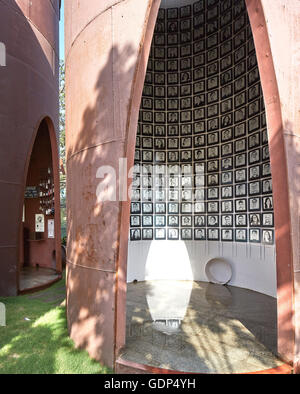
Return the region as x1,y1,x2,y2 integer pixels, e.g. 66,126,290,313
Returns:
128,0,276,296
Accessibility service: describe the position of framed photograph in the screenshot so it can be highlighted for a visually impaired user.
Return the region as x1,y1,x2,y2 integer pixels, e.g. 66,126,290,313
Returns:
235,214,247,227
221,54,233,71
142,215,153,227
249,165,260,180
181,215,192,227
249,148,260,164
181,163,193,175
262,229,274,245
194,215,206,227
142,202,153,214
167,7,178,19
168,112,179,124
262,146,270,161
249,229,261,243
221,157,233,171
181,229,193,240
249,197,261,211
181,202,193,214
248,132,260,149
234,123,246,138
181,150,193,162
263,196,273,211
194,135,206,148
194,228,206,240
221,83,233,100
235,92,246,108
167,47,178,59
131,202,141,214
142,188,153,202
221,214,233,227
262,162,271,177
142,228,153,240
208,201,219,213
194,121,205,134
195,188,206,201
130,229,141,241
235,228,247,242
195,202,206,213
181,137,192,149
195,162,205,174
222,229,233,242
208,228,220,241
248,67,260,85
181,44,192,57
155,215,166,228
207,174,219,186
262,179,272,194
195,175,205,188
130,215,140,228
168,151,179,163
207,146,219,159
168,72,179,85
262,213,274,227
207,215,219,227
248,180,260,196
222,143,233,157
168,228,179,240
235,183,247,197
248,83,260,101
222,186,233,199
235,199,247,212
155,151,166,163
142,137,153,149
234,76,246,93
155,203,166,214
155,189,166,202
131,188,140,201
194,148,205,161
207,160,219,173
167,125,179,137
168,215,179,227
248,115,260,133
221,200,233,213
221,171,233,185
168,138,179,150
168,189,179,202
155,228,166,240
221,114,233,128
249,213,261,227
235,153,247,168
181,189,193,202
235,169,247,183
234,45,246,64
167,98,178,111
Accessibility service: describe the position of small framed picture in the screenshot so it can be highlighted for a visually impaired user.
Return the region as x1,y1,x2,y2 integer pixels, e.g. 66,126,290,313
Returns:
235,199,247,212
207,215,219,227
262,213,274,227
263,196,273,211
221,157,233,171
249,213,261,227
207,160,219,173
195,202,205,213
262,162,271,177
207,187,219,200
235,228,247,242
155,203,166,214
181,202,193,214
155,228,166,240
207,174,219,186
155,215,166,227
222,200,233,213
208,228,220,241
234,123,246,138
235,138,247,153
142,202,153,214
142,228,153,240
168,215,179,227
195,215,206,227
222,229,233,242
221,171,233,185
249,197,261,211
181,228,193,241
142,215,153,227
194,228,206,240
235,183,247,197
194,162,206,174
235,153,247,168
235,169,247,183
249,148,260,164
195,188,206,201
130,215,141,228
130,229,141,241
222,186,233,199
235,214,247,227
249,229,261,243
249,181,261,196
168,228,179,240
262,229,274,245
222,214,233,227
207,201,219,213
249,165,260,181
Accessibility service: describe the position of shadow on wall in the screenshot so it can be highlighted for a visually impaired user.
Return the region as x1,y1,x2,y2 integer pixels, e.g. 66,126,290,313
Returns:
66,43,141,367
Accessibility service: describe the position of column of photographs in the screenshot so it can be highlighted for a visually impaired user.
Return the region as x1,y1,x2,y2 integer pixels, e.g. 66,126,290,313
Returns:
130,0,274,245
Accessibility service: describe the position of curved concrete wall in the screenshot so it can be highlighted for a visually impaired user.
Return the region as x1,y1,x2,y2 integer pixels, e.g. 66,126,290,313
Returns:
65,0,300,371
0,0,61,296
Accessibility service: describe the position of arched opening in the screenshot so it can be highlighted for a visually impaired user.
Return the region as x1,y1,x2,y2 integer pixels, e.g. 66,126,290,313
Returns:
116,0,294,373
19,118,62,293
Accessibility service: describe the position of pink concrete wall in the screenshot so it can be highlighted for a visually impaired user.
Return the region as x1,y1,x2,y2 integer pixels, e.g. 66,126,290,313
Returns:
65,0,160,368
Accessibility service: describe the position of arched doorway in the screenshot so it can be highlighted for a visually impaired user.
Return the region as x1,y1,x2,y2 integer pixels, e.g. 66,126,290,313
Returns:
115,0,294,372
19,118,62,293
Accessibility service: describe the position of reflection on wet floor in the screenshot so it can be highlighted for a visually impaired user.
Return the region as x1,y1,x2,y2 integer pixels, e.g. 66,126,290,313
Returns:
122,280,282,373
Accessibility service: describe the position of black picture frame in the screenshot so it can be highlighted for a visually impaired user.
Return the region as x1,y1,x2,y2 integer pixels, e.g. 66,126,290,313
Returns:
235,228,247,242
222,214,233,227
155,228,166,240
221,185,233,199
222,229,234,242
249,213,261,227
168,228,179,240
130,229,141,241
249,229,261,243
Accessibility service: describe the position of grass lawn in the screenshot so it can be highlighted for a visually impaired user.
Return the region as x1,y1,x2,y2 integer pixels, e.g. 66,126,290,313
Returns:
0,273,112,374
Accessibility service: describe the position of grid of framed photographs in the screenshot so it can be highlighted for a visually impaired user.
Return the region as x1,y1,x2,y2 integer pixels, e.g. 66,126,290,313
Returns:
130,0,274,245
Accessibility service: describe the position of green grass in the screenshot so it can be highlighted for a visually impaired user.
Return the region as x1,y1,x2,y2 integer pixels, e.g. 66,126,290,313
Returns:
0,275,112,374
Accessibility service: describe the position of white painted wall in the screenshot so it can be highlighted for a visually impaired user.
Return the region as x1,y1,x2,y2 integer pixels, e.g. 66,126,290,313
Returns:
127,240,277,297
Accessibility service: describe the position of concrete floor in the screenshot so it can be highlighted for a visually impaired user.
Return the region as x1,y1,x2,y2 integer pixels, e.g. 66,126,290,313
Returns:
122,280,283,374
19,267,60,292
